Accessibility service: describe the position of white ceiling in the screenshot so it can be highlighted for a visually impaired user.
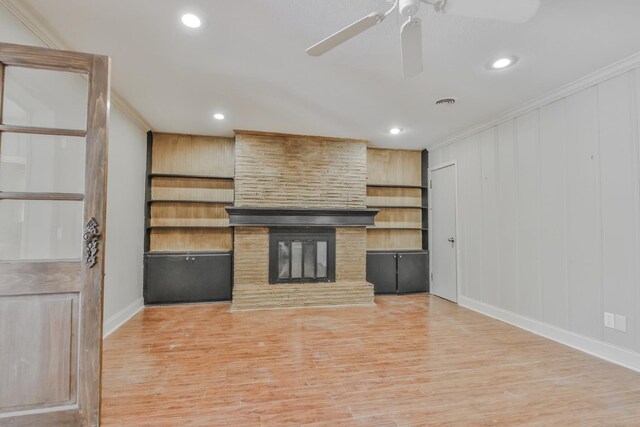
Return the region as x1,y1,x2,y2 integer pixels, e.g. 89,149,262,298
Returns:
21,0,640,149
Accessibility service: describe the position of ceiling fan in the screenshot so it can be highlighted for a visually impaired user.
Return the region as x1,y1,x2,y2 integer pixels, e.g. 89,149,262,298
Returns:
306,0,541,78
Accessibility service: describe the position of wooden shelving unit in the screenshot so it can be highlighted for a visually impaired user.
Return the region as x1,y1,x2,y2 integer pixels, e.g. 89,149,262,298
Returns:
366,148,428,251
143,132,236,305
144,132,235,253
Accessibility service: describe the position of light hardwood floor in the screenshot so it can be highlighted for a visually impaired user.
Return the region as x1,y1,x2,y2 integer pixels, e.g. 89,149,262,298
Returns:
102,295,640,426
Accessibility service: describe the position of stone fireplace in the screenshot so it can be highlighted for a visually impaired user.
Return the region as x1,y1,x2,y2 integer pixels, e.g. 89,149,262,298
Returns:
228,130,377,310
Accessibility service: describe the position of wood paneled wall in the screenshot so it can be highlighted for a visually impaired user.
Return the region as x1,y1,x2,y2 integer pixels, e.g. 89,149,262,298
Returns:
367,187,422,207
149,229,233,252
151,177,234,203
367,229,423,251
151,133,234,177
367,148,422,186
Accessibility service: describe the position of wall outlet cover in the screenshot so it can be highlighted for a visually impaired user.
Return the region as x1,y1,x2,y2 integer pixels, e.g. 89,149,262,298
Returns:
604,312,615,329
614,314,627,332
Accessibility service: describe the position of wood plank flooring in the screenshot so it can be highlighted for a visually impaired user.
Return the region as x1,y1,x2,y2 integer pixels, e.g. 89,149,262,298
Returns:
101,295,640,426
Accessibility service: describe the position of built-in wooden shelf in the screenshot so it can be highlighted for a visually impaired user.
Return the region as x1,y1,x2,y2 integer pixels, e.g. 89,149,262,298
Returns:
144,250,232,255
148,199,233,204
366,148,428,252
147,225,230,230
366,183,426,189
145,132,236,260
149,173,234,180
367,226,428,231
367,205,428,209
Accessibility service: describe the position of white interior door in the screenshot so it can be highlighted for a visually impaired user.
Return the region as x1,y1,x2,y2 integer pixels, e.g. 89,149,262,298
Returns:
430,163,458,302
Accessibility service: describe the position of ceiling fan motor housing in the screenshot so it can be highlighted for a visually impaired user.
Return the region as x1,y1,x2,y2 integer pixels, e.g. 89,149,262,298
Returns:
399,0,420,16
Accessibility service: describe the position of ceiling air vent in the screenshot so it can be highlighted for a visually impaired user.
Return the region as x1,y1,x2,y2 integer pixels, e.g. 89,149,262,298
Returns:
435,98,456,106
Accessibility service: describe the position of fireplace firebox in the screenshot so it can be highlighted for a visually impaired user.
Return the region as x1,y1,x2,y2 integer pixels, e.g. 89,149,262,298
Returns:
269,228,336,284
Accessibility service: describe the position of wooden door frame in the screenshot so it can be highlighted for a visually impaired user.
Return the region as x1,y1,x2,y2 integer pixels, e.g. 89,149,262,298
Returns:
0,43,110,426
428,160,460,303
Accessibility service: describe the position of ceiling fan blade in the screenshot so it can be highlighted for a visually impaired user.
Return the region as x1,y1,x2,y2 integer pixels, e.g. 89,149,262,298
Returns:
306,12,385,56
441,0,540,23
401,18,423,79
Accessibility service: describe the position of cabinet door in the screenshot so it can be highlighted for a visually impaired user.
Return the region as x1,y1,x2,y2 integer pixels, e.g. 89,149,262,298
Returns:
145,253,231,303
366,252,397,294
397,251,428,294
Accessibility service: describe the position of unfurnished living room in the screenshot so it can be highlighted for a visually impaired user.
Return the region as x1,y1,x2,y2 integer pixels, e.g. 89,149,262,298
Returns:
1,0,640,425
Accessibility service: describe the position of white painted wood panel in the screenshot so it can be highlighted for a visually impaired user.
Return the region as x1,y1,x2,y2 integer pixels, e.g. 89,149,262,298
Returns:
564,87,602,341
461,134,483,302
634,69,640,354
497,121,518,312
539,99,569,329
480,128,499,306
597,73,638,351
454,143,467,297
516,111,542,320
430,62,640,359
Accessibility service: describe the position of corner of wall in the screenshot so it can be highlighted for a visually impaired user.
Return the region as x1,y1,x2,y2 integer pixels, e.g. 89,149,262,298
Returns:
103,297,144,338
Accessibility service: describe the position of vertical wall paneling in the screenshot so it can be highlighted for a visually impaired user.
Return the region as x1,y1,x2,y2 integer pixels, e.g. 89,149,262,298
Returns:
516,111,542,320
634,69,640,354
463,134,483,302
453,145,466,297
431,65,640,355
564,87,602,340
497,121,518,312
598,73,638,350
539,100,569,329
480,128,499,306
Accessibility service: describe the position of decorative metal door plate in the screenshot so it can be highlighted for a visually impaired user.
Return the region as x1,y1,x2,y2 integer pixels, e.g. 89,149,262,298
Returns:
83,217,101,268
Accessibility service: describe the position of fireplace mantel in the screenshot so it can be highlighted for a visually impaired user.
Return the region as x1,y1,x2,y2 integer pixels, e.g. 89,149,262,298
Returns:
225,207,378,227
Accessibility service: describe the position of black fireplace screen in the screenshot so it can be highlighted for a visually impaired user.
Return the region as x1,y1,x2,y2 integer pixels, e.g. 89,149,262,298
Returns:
269,228,336,284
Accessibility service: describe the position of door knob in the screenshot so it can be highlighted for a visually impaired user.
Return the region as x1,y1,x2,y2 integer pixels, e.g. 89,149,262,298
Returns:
448,237,455,243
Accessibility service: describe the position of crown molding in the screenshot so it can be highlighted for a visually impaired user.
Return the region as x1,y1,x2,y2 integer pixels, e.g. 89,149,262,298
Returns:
429,50,640,151
0,0,152,132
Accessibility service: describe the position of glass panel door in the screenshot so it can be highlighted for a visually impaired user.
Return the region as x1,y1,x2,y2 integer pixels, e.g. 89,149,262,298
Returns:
2,66,88,130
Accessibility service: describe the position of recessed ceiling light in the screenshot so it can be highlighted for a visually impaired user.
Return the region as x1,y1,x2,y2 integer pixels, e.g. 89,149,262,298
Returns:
491,57,516,69
181,13,202,28
213,113,225,120
389,127,403,135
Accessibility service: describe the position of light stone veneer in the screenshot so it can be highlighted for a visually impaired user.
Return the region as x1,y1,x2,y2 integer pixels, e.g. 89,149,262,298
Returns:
232,132,374,310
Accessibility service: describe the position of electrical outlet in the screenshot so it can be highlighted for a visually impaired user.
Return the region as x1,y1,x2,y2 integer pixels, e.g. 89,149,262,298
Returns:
614,314,627,332
604,312,615,329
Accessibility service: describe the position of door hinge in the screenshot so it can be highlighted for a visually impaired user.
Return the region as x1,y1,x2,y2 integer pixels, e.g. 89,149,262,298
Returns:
430,272,433,281
429,179,432,189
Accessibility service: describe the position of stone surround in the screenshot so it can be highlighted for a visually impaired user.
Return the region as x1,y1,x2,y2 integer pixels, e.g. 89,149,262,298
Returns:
231,131,375,310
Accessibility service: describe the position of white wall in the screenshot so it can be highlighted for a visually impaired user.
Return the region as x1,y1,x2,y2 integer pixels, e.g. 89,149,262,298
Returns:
0,4,147,336
431,67,640,368
102,109,146,335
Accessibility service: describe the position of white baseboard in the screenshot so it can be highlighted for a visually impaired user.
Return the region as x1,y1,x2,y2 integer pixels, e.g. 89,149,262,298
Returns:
458,296,640,373
103,297,144,338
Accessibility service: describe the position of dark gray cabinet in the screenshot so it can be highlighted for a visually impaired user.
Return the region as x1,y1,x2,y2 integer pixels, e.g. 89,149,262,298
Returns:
366,251,428,295
366,252,397,294
144,253,232,304
397,251,429,294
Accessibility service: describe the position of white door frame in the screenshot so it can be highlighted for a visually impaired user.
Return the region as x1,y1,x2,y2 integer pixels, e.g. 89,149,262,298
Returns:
428,160,461,303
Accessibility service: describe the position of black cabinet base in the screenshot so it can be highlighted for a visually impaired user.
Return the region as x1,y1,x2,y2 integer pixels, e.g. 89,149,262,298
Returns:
144,252,232,304
366,250,429,295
